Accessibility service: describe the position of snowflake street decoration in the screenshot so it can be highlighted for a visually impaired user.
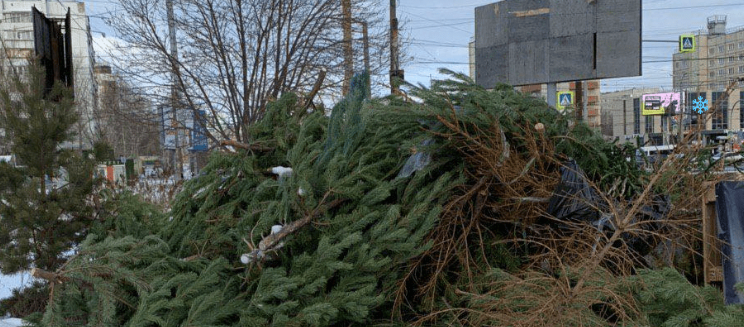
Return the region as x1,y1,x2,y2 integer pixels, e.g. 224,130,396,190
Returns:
692,96,709,114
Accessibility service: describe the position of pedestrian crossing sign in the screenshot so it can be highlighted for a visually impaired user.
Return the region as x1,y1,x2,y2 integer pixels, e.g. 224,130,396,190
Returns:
556,91,575,111
679,34,695,53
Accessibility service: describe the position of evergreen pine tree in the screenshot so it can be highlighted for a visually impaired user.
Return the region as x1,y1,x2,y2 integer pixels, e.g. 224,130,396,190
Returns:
0,62,94,273
29,71,730,326
31,73,461,325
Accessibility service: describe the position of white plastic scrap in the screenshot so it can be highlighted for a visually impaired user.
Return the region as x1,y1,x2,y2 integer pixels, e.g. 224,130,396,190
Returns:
269,166,293,177
240,250,264,265
271,225,283,235
297,187,306,196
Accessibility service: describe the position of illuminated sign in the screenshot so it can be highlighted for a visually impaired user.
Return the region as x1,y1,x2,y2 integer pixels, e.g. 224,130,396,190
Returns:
642,92,681,116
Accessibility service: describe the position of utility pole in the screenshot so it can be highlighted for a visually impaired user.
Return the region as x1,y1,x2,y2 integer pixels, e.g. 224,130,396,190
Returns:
623,99,627,136
390,0,402,95
166,0,181,182
546,83,556,107
678,91,684,144
575,81,583,122
362,20,371,95
342,0,353,95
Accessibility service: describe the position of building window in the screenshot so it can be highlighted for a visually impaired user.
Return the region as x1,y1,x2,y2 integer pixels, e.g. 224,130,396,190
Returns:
2,12,31,23
730,56,736,62
739,66,744,73
645,115,654,134
719,45,725,53
719,69,726,76
729,68,735,75
729,44,735,50
3,30,32,40
17,31,32,40
712,92,728,129
719,58,725,65
633,98,640,134
710,47,716,55
710,71,716,78
710,59,715,66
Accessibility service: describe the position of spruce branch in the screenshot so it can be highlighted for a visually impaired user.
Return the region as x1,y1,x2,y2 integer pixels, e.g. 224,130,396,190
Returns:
241,192,346,265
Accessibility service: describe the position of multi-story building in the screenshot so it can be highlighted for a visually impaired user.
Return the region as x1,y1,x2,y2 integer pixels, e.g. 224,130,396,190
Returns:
600,88,664,145
94,63,160,158
0,0,97,150
673,15,744,136
517,81,602,129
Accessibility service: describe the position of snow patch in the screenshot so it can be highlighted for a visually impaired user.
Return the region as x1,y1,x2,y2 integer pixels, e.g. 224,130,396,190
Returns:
0,318,25,327
269,166,293,177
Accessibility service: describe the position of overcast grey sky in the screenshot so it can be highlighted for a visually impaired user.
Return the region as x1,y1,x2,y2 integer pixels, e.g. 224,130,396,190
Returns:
82,0,744,94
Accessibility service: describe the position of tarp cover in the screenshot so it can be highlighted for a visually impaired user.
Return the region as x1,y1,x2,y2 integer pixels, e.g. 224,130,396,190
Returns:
547,160,669,256
715,181,744,304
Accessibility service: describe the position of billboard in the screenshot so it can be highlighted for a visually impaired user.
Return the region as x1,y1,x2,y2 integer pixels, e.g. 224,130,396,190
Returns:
192,110,209,152
159,104,191,150
474,0,642,87
642,92,681,116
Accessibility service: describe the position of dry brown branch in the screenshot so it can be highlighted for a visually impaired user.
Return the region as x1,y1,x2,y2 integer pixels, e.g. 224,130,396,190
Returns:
31,268,68,284
395,88,727,325
219,139,275,152
302,69,326,110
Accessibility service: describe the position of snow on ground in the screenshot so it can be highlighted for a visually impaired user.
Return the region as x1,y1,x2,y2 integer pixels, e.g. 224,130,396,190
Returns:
0,273,30,326
0,318,24,327
0,272,31,300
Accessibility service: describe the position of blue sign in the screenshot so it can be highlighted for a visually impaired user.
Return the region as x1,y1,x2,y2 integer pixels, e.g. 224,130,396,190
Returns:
692,96,709,114
192,110,209,152
560,94,571,105
679,34,695,53
556,91,575,110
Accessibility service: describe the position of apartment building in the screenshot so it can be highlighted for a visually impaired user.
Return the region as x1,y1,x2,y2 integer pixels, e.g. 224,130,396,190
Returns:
517,81,602,129
600,88,664,145
673,15,744,134
0,0,97,150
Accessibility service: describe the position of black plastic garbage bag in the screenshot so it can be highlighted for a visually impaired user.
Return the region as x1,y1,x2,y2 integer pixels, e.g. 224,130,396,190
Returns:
715,181,744,304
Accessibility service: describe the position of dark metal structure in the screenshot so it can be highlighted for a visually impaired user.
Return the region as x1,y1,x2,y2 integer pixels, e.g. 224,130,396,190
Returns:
474,0,642,88
32,7,73,95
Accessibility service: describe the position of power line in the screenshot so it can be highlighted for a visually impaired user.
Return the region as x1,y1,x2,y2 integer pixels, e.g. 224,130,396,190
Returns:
409,21,472,30
400,10,471,34
400,2,493,10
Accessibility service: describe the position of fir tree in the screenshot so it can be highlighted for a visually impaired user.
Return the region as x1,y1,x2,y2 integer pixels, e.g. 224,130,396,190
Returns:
29,72,726,326
0,62,94,273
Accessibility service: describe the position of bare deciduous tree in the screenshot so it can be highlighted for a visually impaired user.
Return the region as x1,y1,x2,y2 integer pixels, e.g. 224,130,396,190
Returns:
94,65,161,157
105,0,390,143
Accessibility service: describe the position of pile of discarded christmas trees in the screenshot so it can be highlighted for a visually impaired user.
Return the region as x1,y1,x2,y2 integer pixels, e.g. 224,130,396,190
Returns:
25,72,744,326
